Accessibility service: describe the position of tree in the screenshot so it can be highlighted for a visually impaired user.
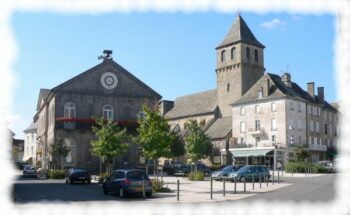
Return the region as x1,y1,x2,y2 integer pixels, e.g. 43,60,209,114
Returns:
48,140,70,169
91,118,131,174
185,120,211,169
170,133,185,159
292,145,310,162
137,105,174,179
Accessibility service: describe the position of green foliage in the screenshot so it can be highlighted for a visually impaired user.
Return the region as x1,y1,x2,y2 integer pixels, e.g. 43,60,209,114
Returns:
48,169,66,179
188,171,205,181
137,105,174,160
151,178,172,193
170,134,185,158
285,162,327,173
291,145,310,162
91,118,130,161
185,120,211,163
48,140,70,169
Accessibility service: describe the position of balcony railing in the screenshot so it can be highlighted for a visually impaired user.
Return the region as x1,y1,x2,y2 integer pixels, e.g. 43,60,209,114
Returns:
247,128,265,136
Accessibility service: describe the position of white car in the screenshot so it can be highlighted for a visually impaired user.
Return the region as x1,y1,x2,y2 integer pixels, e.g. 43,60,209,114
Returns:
23,165,38,178
317,161,335,173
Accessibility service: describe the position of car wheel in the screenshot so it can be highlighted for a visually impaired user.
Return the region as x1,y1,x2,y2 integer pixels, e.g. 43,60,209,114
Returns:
103,187,108,195
146,192,152,197
119,187,126,198
87,179,91,184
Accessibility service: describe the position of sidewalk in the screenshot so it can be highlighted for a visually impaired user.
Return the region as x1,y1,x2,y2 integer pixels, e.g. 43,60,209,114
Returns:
148,176,291,202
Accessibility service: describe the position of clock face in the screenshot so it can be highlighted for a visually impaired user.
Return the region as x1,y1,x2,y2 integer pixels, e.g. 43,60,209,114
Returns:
100,72,118,90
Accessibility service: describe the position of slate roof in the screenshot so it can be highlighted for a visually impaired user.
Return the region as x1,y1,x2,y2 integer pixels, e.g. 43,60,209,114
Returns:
233,73,338,112
217,15,265,49
23,122,37,133
165,89,218,119
36,89,50,111
205,117,232,139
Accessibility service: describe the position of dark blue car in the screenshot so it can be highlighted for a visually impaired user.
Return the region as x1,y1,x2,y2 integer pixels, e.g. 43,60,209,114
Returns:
211,165,242,180
102,169,152,198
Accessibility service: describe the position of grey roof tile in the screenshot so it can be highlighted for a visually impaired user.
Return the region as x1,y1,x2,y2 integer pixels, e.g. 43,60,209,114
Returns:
205,117,232,139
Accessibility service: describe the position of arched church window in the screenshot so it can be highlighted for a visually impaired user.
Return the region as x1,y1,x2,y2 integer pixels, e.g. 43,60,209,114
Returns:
221,50,226,62
254,49,258,62
64,102,76,118
231,47,236,60
103,104,114,121
246,47,250,60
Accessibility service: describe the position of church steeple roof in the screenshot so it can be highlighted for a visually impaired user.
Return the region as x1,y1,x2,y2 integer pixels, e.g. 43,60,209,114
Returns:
216,14,265,49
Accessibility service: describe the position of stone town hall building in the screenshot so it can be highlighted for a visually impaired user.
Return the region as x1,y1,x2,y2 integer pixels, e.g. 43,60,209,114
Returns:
162,15,338,168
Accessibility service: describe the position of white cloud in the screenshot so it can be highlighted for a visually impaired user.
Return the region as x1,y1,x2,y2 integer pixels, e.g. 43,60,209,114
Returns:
261,18,287,29
6,113,28,138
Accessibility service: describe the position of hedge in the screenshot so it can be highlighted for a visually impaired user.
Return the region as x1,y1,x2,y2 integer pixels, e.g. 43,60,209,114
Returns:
188,171,205,181
285,162,327,173
48,169,66,179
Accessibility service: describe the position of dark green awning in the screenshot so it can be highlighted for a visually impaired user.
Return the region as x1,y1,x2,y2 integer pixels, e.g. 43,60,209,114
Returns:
229,148,273,157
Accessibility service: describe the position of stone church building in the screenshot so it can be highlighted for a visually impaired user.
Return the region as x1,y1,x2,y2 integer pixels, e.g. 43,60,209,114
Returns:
163,15,338,168
35,52,161,172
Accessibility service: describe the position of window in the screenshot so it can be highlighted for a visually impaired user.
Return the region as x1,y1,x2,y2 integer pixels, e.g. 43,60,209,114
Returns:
271,118,277,130
240,137,244,144
290,135,294,144
240,107,245,116
271,103,277,112
227,83,230,92
309,137,312,144
246,47,250,60
255,105,260,114
258,90,263,98
316,121,320,133
308,106,312,115
221,50,226,62
324,111,327,121
288,119,294,130
299,136,302,145
298,103,302,112
310,120,314,132
272,135,276,142
254,49,258,62
64,102,76,118
325,124,328,135
138,108,146,120
298,120,302,130
255,120,260,131
231,47,236,60
103,104,114,121
240,122,246,133
289,101,294,111
314,137,317,145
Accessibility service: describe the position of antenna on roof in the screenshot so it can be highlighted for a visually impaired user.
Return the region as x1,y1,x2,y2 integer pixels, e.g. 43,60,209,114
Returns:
98,50,113,61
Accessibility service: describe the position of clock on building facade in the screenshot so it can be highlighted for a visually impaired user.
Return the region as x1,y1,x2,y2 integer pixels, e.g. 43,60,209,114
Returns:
100,72,118,90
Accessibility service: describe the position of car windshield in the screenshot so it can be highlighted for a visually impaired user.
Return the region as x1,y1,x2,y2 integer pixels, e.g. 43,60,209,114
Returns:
237,166,250,173
127,171,147,180
25,166,35,170
72,168,87,173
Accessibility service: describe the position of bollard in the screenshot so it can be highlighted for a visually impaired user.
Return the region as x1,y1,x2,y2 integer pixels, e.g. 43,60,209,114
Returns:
292,169,294,176
272,170,274,185
223,177,226,196
282,168,284,176
210,176,213,200
266,174,269,187
259,174,262,188
146,165,148,175
142,179,146,199
244,178,246,192
252,175,255,190
234,178,237,194
278,170,280,184
177,179,180,201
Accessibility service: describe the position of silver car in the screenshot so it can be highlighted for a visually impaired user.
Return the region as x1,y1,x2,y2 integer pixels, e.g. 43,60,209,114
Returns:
23,165,37,178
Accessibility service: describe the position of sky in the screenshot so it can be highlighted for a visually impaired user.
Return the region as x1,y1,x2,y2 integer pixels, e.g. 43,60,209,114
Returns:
9,11,336,139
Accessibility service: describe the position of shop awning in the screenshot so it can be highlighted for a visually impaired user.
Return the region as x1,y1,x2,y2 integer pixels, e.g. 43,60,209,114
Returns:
229,148,274,157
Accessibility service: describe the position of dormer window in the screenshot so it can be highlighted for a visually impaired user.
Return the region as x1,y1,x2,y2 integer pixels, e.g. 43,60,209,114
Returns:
258,89,263,98
246,47,250,60
231,47,236,60
254,49,258,62
221,50,226,62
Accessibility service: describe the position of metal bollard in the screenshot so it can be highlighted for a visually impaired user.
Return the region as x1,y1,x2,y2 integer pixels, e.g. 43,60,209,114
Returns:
234,178,237,194
244,178,246,192
272,170,274,185
252,175,255,190
142,179,146,199
177,179,180,201
278,170,280,184
266,174,269,187
210,176,213,200
259,174,262,188
223,177,226,196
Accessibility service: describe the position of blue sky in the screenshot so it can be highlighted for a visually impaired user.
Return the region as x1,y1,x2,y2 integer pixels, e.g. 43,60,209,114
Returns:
10,11,335,138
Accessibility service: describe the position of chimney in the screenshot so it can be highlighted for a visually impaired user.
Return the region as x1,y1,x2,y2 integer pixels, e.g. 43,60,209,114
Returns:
282,73,292,87
307,82,315,97
317,87,324,103
263,77,270,97
159,100,174,116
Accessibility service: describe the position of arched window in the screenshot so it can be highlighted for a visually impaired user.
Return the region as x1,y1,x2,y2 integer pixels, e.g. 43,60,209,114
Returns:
221,50,226,62
231,47,236,60
227,83,230,92
246,47,250,60
254,49,258,62
64,102,76,118
103,104,114,121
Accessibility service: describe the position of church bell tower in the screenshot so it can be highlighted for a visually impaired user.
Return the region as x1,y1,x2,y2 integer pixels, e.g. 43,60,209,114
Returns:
216,14,265,117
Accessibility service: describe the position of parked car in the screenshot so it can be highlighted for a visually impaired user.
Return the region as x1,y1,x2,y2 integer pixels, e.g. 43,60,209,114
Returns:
194,163,211,176
22,165,37,178
102,169,152,198
173,165,191,176
317,160,335,173
228,165,271,182
173,163,211,176
16,161,29,170
211,165,242,180
65,168,91,184
163,160,185,175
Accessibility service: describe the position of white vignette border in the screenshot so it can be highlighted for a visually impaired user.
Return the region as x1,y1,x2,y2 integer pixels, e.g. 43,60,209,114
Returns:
1,0,350,215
